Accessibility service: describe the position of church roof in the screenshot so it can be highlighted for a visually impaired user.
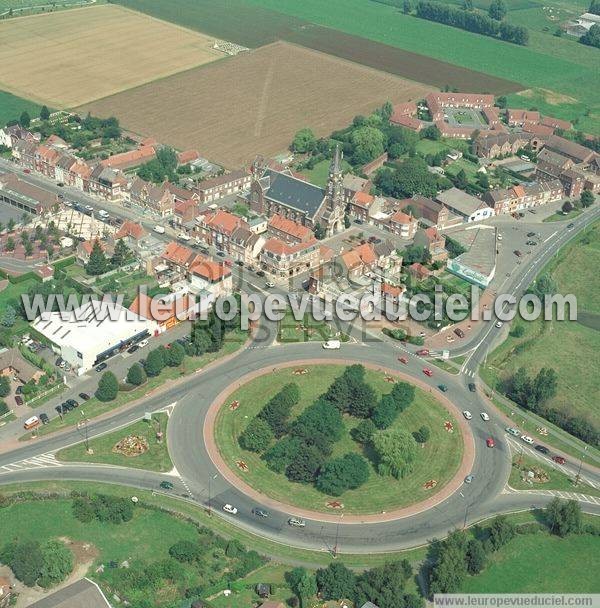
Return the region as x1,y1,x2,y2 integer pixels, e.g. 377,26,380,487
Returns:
263,169,325,219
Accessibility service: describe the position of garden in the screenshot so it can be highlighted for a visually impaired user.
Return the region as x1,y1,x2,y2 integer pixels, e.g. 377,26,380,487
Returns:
215,364,463,514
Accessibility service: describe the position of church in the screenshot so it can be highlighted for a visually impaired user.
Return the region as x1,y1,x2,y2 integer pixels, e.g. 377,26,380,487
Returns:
244,146,346,237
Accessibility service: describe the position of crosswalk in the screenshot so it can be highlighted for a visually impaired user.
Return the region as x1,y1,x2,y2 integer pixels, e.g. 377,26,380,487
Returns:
1,453,62,473
504,485,600,506
463,369,476,378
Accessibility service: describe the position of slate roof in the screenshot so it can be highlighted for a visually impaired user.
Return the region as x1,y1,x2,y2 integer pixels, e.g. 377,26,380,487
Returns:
263,169,325,219
28,578,111,608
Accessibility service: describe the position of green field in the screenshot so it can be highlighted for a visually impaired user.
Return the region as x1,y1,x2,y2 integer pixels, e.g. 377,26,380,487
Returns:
461,532,600,593
56,413,172,472
277,309,334,343
482,221,600,429
215,365,463,514
299,157,352,188
0,90,44,127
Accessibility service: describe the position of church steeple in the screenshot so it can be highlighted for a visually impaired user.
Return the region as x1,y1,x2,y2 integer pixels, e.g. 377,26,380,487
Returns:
326,144,343,203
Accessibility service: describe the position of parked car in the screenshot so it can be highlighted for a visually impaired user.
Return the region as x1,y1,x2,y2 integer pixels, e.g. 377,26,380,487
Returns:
14,395,23,406
288,517,306,527
398,356,408,364
521,435,534,445
159,481,174,490
505,427,520,436
526,240,538,246
486,437,495,448
138,339,149,348
39,413,50,425
216,251,225,257
95,362,107,372
552,455,567,465
422,368,433,377
252,508,269,518
322,340,341,350
464,474,474,484
567,223,574,230
265,281,275,288
468,383,476,393
438,384,448,392
463,410,472,420
514,250,522,257
15,385,23,395
256,270,265,277
23,416,40,430
527,231,536,237
495,321,503,328
153,225,165,234
480,412,490,421
454,328,465,338
222,504,238,515
416,349,430,356
66,398,79,408
79,392,90,401
127,345,139,354
535,445,549,455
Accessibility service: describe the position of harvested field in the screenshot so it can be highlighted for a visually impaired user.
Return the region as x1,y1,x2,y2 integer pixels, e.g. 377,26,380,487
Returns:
0,4,223,107
80,41,434,168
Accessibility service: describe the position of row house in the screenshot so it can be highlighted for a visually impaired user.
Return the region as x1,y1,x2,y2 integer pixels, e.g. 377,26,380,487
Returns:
114,220,146,249
11,140,38,169
540,116,572,132
545,135,597,165
535,149,585,198
128,177,174,216
267,214,313,244
347,191,385,223
506,109,541,127
400,195,460,230
425,92,495,121
0,125,38,149
338,240,402,282
413,227,448,263
381,209,418,239
34,145,61,179
54,154,78,186
484,180,563,215
522,123,555,138
229,225,265,266
160,241,199,277
173,198,200,228
342,173,371,205
194,168,251,203
260,237,320,278
196,209,246,253
390,102,426,131
101,145,156,170
88,164,127,202
189,258,232,298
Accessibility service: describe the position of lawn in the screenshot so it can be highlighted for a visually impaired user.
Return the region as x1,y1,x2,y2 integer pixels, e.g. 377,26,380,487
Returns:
22,329,247,440
300,157,352,188
509,454,600,497
482,221,600,429
215,365,463,514
461,532,600,593
543,208,583,223
0,90,45,127
56,413,172,472
277,309,334,343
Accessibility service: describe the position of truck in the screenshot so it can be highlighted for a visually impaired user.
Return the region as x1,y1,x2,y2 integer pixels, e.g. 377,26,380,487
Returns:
322,340,341,350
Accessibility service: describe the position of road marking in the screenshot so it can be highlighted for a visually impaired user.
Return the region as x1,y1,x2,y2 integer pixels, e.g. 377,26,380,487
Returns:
544,231,558,243
1,453,62,472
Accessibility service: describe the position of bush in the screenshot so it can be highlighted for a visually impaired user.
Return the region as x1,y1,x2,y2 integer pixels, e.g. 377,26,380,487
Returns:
166,342,185,367
257,383,299,437
412,425,430,443
0,376,10,397
0,400,9,416
126,362,147,386
239,417,274,453
73,493,133,524
144,348,166,377
95,371,119,402
372,394,399,429
263,436,302,473
169,540,202,562
372,428,418,479
316,453,370,495
351,419,377,444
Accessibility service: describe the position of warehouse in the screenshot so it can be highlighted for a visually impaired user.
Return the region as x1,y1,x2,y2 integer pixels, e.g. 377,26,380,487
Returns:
32,300,154,374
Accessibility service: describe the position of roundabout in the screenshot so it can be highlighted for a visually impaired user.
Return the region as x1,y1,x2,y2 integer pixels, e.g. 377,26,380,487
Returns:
207,361,473,520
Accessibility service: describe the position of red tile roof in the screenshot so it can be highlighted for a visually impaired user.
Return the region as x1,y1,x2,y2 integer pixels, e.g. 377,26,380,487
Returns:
101,146,156,169
190,258,231,282
522,123,554,137
177,149,200,164
204,209,244,235
353,191,375,208
268,214,313,241
340,242,377,270
161,241,196,267
389,210,413,225
540,116,571,131
263,237,317,257
115,220,145,241
130,292,196,322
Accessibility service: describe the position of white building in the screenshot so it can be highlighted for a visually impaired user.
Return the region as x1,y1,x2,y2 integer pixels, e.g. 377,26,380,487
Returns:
32,300,155,374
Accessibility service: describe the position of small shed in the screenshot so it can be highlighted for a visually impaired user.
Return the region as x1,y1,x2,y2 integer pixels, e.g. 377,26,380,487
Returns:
256,583,271,598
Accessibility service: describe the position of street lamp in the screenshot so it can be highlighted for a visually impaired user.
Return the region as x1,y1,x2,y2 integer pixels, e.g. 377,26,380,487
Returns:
333,513,344,558
574,446,588,487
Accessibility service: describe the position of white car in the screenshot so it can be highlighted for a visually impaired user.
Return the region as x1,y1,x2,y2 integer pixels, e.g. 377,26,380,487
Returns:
505,427,520,436
138,339,148,348
480,412,490,421
265,282,275,288
521,435,534,445
497,233,502,241
463,410,473,420
322,340,341,350
495,321,503,328
222,504,238,515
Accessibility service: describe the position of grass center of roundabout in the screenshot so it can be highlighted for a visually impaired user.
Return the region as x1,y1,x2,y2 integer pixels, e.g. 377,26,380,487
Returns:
212,362,468,516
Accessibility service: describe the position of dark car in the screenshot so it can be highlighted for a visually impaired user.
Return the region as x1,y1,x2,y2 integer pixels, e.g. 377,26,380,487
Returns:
256,270,265,277
95,362,107,372
66,398,79,408
527,231,536,237
252,508,270,518
354,218,363,224
57,182,64,187
468,383,476,393
14,395,24,406
127,344,139,354
55,405,64,414
216,250,225,257
15,385,23,394
79,392,90,401
535,444,549,455
159,481,174,490
234,260,244,266
39,413,50,425
62,401,73,411
526,240,538,246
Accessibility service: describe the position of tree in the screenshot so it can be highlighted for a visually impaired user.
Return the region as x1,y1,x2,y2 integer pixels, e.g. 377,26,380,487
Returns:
580,190,595,208
590,0,600,15
581,23,600,48
488,515,516,550
19,111,31,128
454,169,469,190
372,428,418,479
489,0,507,20
291,128,316,153
169,539,202,562
445,236,467,259
7,218,15,232
354,560,416,608
144,348,165,377
477,171,490,189
429,531,469,594
1,540,44,586
38,540,73,588
390,382,415,411
422,124,441,140
375,157,438,198
40,105,51,121
1,305,16,328
239,417,274,453
316,452,370,495
0,376,10,398
285,444,325,483
403,0,412,13
351,125,385,165
167,341,185,367
258,383,299,437
562,200,573,214
412,425,430,443
510,323,525,338
5,236,15,252
316,562,356,600
95,371,119,402
24,240,33,257
462,0,473,9
466,539,486,574
531,367,558,406
352,419,377,444
85,240,108,276
546,498,582,536
263,436,302,473
126,362,146,386
403,244,431,266
313,221,325,240
296,571,318,607
111,238,132,268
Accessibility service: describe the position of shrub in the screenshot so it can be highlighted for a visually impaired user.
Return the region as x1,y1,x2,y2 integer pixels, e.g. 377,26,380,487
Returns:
95,371,119,402
126,362,147,386
169,540,202,562
239,417,274,453
316,453,370,495
351,419,377,444
412,425,430,443
372,428,418,479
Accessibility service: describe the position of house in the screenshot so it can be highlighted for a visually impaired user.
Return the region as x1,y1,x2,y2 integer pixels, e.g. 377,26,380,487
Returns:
229,225,265,265
246,148,346,237
256,583,271,598
0,172,59,215
34,145,61,178
70,160,93,192
522,123,555,138
194,168,251,203
114,220,146,248
540,116,571,132
434,188,494,223
338,242,377,280
189,258,232,297
544,135,597,165
177,149,200,165
173,199,200,228
0,347,44,384
342,173,371,204
484,180,563,214
129,292,196,331
390,102,426,131
0,124,37,149
414,227,448,262
101,145,156,170
408,262,431,280
535,150,585,198
381,281,405,304
267,214,313,244
401,195,460,229
425,92,494,121
28,577,112,608
34,265,54,282
506,109,540,127
54,153,78,186
384,209,418,239
128,177,175,217
77,239,113,265
160,241,198,275
88,164,127,202
347,191,384,223
197,209,247,253
260,237,321,278
564,12,600,37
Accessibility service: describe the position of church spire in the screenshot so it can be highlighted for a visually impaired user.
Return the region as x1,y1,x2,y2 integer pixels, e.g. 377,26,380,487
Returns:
330,143,341,178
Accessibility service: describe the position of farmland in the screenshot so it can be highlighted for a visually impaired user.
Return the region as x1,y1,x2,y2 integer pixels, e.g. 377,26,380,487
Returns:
81,41,434,168
0,4,223,107
0,90,44,127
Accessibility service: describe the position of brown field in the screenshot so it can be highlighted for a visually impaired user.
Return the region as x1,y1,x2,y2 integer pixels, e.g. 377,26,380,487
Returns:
0,4,223,108
80,41,434,168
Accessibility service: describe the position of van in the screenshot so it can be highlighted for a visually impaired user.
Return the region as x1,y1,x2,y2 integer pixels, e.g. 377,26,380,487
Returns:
24,416,40,430
153,225,165,234
322,340,341,350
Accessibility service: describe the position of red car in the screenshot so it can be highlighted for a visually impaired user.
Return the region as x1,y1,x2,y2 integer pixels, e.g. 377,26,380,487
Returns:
423,368,433,377
486,437,495,448
416,349,430,357
398,356,408,364
552,455,566,465
23,168,31,174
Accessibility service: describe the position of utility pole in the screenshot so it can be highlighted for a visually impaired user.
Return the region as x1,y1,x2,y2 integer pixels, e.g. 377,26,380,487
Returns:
333,513,344,557
207,473,217,515
574,446,588,487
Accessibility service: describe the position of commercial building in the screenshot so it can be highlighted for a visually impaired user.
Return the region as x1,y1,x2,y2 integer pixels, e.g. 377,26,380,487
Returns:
446,226,497,288
435,188,494,223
